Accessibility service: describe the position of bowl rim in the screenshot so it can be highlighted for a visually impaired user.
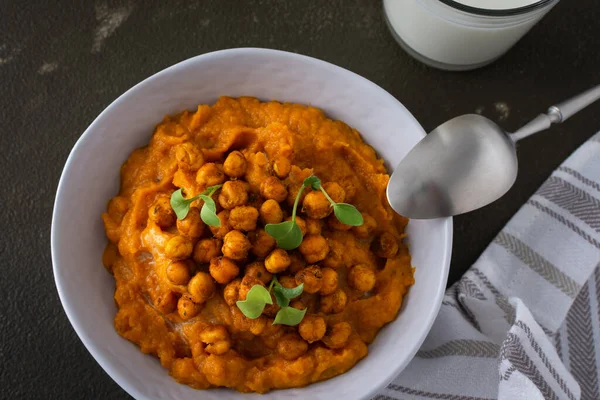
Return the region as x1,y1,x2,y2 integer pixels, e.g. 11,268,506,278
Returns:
51,47,452,399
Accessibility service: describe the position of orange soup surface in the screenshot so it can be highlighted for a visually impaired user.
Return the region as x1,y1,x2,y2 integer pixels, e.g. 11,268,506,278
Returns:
101,97,414,393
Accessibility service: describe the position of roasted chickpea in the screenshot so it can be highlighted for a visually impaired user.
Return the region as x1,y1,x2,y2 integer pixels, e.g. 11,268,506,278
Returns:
372,232,399,258
278,275,297,288
239,275,265,300
299,235,329,264
165,236,193,259
302,191,331,219
244,261,272,285
286,182,309,208
260,176,288,202
265,249,291,273
319,267,338,295
259,199,283,225
248,315,268,335
196,163,225,188
288,252,306,275
188,271,216,303
348,264,376,293
273,156,291,179
175,142,205,171
285,216,307,236
205,340,230,356
277,334,308,360
322,239,344,269
322,182,345,203
260,321,284,349
223,278,241,306
166,260,193,285
228,206,259,232
176,207,205,237
218,180,248,210
352,213,377,239
295,265,323,294
148,196,176,229
209,210,232,239
249,229,276,258
290,299,305,310
327,214,352,231
320,289,347,314
223,151,247,178
322,322,352,349
209,256,240,284
199,325,231,355
298,316,326,343
262,299,281,318
177,295,202,320
193,238,222,264
222,230,251,261
156,291,178,314
305,219,322,235
232,309,269,336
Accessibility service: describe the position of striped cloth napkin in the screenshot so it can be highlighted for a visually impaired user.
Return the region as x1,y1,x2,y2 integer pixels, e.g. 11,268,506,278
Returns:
375,131,600,400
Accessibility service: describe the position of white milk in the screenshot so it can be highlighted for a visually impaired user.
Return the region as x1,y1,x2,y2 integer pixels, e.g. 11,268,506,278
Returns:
454,0,541,9
383,0,559,70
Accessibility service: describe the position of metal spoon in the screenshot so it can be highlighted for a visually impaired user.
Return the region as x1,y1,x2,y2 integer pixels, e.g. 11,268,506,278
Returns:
387,84,600,219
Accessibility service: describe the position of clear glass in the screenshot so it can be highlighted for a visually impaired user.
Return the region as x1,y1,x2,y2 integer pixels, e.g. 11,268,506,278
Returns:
383,0,559,71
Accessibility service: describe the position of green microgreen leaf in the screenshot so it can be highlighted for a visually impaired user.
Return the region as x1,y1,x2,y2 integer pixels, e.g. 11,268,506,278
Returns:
268,278,276,292
333,203,364,226
170,184,222,222
265,178,308,250
198,184,222,227
265,221,303,250
272,290,289,308
236,285,273,319
303,175,321,190
273,306,307,326
270,276,304,308
274,281,304,301
265,174,362,249
199,195,216,213
170,188,201,220
205,184,223,196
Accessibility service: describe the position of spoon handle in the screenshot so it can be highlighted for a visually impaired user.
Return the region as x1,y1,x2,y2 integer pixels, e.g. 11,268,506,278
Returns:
511,84,600,142
552,84,600,122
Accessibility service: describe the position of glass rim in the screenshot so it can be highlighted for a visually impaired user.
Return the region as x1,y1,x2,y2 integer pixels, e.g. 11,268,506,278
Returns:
436,0,556,16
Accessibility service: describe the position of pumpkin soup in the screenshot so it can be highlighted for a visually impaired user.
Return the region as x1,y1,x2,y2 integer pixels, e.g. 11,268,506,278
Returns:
101,97,414,393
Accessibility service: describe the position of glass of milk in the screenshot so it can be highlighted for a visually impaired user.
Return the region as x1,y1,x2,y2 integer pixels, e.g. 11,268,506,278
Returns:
383,0,559,71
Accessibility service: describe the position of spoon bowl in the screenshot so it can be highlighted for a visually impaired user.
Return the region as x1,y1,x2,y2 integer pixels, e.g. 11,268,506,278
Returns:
387,114,517,219
388,85,600,219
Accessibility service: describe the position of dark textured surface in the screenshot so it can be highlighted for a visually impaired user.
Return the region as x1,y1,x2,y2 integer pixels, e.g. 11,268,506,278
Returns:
1,0,599,398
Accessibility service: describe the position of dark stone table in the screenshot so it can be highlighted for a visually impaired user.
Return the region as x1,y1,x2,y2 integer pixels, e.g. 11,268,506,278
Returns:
1,0,599,398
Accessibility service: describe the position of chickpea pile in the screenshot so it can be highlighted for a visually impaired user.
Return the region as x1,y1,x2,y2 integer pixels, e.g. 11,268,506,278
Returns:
102,98,414,393
143,147,398,354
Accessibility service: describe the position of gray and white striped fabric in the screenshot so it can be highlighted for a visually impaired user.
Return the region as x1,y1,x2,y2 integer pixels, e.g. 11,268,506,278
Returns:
376,132,600,400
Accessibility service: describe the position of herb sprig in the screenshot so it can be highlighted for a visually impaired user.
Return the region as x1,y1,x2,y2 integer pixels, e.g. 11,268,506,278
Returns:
265,175,363,250
270,276,306,325
235,285,272,319
311,176,364,227
263,179,308,250
170,184,222,227
236,276,306,326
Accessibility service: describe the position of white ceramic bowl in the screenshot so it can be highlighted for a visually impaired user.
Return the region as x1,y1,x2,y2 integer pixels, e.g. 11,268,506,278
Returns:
51,48,452,400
